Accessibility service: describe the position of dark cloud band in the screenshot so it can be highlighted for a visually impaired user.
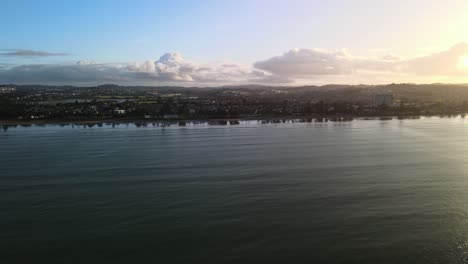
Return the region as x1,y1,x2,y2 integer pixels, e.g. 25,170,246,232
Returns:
0,49,68,57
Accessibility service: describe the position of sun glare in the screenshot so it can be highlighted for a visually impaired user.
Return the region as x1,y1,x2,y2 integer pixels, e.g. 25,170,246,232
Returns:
457,56,468,69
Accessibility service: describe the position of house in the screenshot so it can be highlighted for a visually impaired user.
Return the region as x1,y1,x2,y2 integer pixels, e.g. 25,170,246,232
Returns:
114,109,126,115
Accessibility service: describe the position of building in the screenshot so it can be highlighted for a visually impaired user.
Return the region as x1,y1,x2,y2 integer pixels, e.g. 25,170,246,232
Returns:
0,87,16,94
114,109,126,115
374,94,393,106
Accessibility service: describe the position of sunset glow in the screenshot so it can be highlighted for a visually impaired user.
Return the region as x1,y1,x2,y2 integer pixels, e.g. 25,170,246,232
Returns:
458,56,468,69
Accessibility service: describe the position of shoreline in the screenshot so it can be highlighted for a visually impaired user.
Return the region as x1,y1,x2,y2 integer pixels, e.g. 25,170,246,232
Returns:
0,114,460,126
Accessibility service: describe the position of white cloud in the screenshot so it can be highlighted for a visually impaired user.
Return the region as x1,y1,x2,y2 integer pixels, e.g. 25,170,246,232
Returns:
125,52,273,83
253,43,468,84
1,43,468,86
253,48,403,78
254,48,354,76
0,52,274,85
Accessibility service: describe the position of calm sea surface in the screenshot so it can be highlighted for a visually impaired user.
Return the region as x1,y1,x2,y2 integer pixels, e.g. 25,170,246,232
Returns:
2,118,468,263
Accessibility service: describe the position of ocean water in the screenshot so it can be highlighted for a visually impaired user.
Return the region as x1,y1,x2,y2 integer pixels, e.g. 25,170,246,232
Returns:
2,118,468,263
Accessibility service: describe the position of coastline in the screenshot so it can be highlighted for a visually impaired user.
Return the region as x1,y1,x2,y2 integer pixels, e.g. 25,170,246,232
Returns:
0,114,453,126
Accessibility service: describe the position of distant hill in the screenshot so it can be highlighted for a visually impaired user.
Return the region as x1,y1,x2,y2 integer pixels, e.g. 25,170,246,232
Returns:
4,83,468,102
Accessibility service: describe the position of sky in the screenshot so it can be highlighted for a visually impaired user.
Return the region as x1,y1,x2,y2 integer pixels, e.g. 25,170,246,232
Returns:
2,0,468,86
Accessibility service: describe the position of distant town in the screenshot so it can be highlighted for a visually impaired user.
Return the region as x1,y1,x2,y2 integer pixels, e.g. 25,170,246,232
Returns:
2,83,468,124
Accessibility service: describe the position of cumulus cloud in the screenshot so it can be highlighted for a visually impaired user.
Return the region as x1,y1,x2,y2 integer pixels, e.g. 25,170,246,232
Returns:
0,52,275,85
0,49,68,57
254,48,354,76
254,48,403,78
1,43,468,85
125,52,274,83
253,43,468,82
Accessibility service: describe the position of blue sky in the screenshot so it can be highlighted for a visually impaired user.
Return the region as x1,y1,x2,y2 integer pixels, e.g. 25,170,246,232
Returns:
2,0,468,85
3,0,343,63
